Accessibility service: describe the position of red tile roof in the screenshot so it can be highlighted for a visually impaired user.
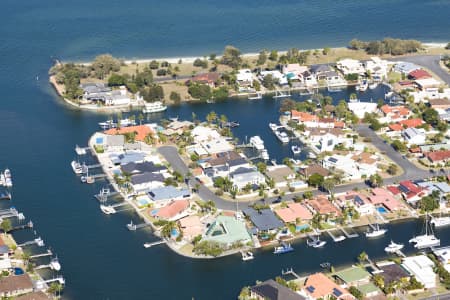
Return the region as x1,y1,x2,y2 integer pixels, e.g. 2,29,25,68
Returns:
105,125,154,142
425,150,450,163
388,124,403,131
303,273,354,300
156,200,189,220
190,72,220,84
274,203,313,223
409,69,432,80
399,118,424,128
387,186,401,195
291,110,319,122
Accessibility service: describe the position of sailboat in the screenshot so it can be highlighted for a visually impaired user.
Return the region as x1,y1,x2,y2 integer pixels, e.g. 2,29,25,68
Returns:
409,214,440,249
365,223,387,238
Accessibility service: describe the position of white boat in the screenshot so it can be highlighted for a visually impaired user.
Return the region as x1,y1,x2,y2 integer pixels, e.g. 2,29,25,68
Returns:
71,161,83,174
273,242,294,254
50,257,61,271
261,149,269,160
291,145,301,155
3,169,12,187
241,250,254,261
119,118,136,127
409,214,440,249
249,136,265,151
142,101,167,114
369,82,378,90
269,123,278,131
431,216,450,228
100,205,116,215
365,224,387,238
75,145,87,155
307,238,327,248
334,235,346,242
275,131,289,143
356,80,368,92
98,120,116,129
384,240,404,253
308,152,317,159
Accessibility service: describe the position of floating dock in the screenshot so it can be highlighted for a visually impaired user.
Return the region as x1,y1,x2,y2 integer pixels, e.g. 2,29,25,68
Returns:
30,249,53,259
127,220,152,231
327,230,346,242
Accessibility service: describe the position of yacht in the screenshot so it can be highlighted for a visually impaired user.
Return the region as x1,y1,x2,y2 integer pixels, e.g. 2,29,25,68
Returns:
431,216,450,228
307,235,327,248
273,242,294,254
142,101,167,114
261,149,269,160
98,120,116,130
249,136,265,151
241,250,254,261
100,205,116,215
384,241,404,253
3,169,12,187
119,118,136,127
275,131,289,143
365,224,387,238
409,215,440,249
71,160,83,174
50,257,61,271
369,82,378,90
269,123,278,132
291,145,301,155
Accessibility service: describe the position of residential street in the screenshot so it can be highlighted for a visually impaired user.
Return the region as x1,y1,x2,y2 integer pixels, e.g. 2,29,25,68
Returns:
389,55,450,85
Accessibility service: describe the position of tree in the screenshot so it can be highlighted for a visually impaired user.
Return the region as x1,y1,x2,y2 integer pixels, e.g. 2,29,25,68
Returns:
0,219,11,233
161,221,177,238
369,174,383,187
149,60,159,69
391,140,407,152
257,50,267,65
372,274,385,288
335,100,348,119
279,99,296,113
269,50,278,61
308,174,324,187
262,74,278,90
257,162,267,173
48,282,63,296
348,286,363,300
322,178,336,195
349,39,367,50
193,58,208,69
423,108,440,126
387,164,398,175
419,194,439,212
170,91,181,104
357,251,368,263
322,47,331,55
188,83,212,102
138,113,144,125
91,54,121,79
206,111,217,124
108,73,127,86
221,45,241,69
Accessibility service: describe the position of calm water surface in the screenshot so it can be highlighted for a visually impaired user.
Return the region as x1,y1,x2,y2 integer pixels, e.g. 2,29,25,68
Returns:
1,0,450,299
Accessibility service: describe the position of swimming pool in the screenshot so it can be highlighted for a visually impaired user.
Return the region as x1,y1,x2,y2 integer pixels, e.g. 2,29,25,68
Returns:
377,206,388,214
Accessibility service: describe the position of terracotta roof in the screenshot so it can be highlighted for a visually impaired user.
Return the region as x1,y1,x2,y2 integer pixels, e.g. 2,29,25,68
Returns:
408,69,431,80
334,121,345,128
308,195,341,216
156,200,189,220
291,110,319,122
409,147,421,153
304,273,353,300
190,72,220,84
425,150,450,162
351,152,377,165
369,188,403,211
381,105,410,116
0,274,33,295
274,203,313,223
104,125,154,142
388,123,403,131
300,164,330,177
16,291,50,300
398,118,424,128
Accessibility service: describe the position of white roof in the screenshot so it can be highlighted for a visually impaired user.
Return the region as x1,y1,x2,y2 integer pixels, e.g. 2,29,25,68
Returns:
415,78,441,87
347,102,378,118
402,255,436,288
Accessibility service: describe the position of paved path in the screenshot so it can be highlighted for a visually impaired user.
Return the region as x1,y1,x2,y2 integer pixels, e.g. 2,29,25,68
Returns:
389,55,450,85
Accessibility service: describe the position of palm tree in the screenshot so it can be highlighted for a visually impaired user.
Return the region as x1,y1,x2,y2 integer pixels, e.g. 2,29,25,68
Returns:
161,221,176,238
357,251,368,263
138,113,144,125
48,282,63,297
0,219,12,233
206,111,217,124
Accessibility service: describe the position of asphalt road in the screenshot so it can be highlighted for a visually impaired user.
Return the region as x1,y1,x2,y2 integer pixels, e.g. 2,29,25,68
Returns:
389,55,450,85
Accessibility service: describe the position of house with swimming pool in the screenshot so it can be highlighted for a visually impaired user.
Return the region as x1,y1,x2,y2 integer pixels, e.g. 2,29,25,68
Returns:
148,186,191,207
203,215,251,247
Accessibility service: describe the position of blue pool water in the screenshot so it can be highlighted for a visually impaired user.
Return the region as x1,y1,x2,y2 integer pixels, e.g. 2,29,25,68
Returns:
14,268,24,275
377,207,388,214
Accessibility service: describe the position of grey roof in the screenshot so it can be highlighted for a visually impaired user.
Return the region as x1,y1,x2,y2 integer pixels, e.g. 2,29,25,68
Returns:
148,186,191,201
231,167,257,176
251,279,306,300
109,152,146,165
0,245,9,255
242,208,284,231
122,162,167,174
394,62,420,74
420,143,450,152
377,262,410,285
106,135,125,147
228,158,249,167
324,71,339,78
131,172,164,185
403,127,422,139
80,83,111,94
310,64,333,74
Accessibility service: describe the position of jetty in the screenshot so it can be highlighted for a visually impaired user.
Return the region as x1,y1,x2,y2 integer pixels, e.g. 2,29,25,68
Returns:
30,249,53,259
143,240,166,248
339,227,359,238
248,92,262,100
0,208,25,220
326,230,346,242
75,145,89,156
126,220,152,231
100,202,131,214
18,237,45,248
273,90,291,99
94,188,119,202
11,221,33,232
281,267,300,279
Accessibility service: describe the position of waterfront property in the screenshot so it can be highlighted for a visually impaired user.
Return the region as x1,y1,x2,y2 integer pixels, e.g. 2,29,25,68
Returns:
301,272,355,300
204,215,251,247
250,279,306,300
401,255,436,289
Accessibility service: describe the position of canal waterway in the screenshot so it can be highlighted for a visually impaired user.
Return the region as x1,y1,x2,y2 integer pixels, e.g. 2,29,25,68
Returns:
1,0,450,299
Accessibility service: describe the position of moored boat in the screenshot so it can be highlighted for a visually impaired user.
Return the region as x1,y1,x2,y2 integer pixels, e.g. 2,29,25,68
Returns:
241,250,254,261
273,242,294,254
142,101,167,114
249,136,265,151
71,161,83,174
431,216,450,228
291,145,301,155
384,240,404,253
365,224,387,238
409,214,440,249
275,131,289,143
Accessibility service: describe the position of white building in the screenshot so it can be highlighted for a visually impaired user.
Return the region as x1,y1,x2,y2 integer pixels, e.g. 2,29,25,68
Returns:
191,126,234,155
402,255,436,289
323,154,378,180
259,70,288,85
315,133,353,153
433,247,450,273
236,69,254,86
402,127,426,147
347,101,378,119
336,59,365,76
230,167,266,190
364,57,389,80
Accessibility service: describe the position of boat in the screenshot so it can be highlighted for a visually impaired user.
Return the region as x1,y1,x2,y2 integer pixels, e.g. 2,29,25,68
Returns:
365,224,387,238
291,145,301,155
356,80,368,92
127,220,137,231
86,176,95,184
307,237,327,248
249,136,265,151
369,82,378,90
241,250,254,261
119,118,136,127
320,262,331,269
431,215,450,228
248,92,262,100
224,121,240,128
100,205,116,215
273,242,294,254
142,101,167,114
308,151,317,159
384,240,404,253
75,145,87,155
409,214,440,249
3,169,12,187
269,123,278,131
334,235,346,242
261,149,269,160
98,120,116,130
71,161,83,174
275,131,289,143
50,257,61,271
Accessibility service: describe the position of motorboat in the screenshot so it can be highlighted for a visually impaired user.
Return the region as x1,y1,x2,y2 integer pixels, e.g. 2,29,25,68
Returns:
369,82,378,90
3,169,12,187
269,123,278,131
291,145,301,155
308,152,317,159
241,250,254,261
307,238,327,248
384,241,404,253
249,136,265,151
75,145,87,155
100,205,116,215
261,149,269,160
356,80,368,92
224,121,240,128
273,242,294,254
71,161,83,174
365,224,387,238
119,118,136,127
334,235,346,242
275,131,289,143
50,257,61,271
142,101,167,114
409,214,440,249
431,216,450,228
98,120,116,129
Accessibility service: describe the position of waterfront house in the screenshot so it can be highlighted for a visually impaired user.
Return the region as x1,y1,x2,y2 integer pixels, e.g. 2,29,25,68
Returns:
323,154,377,180
130,172,165,193
364,57,389,80
347,102,377,119
15,291,50,300
188,72,220,88
154,199,190,221
429,98,450,110
106,135,125,152
178,215,203,241
415,78,441,91
398,181,428,205
432,246,450,273
376,261,410,286
402,127,426,147
191,126,234,155
401,255,436,289
334,267,376,296
265,165,296,188
307,195,341,217
105,125,155,142
310,64,334,80
291,111,319,127
236,69,254,86
282,64,309,82
324,71,347,87
336,59,365,76
242,208,284,233
424,150,450,166
203,215,251,247
274,203,313,224
408,69,432,80
335,191,373,215
148,186,191,206
80,82,111,100
109,151,146,165
393,62,420,74
251,279,307,300
379,105,410,123
368,187,404,211
0,274,33,298
302,70,318,87
259,70,288,86
230,167,265,190
302,273,354,300
121,161,168,175
299,164,330,179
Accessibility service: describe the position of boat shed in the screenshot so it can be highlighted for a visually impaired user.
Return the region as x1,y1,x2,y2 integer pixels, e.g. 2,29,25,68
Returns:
242,208,284,232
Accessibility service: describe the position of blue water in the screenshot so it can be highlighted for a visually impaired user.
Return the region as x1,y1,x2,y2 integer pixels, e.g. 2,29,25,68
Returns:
377,207,388,214
1,0,450,299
